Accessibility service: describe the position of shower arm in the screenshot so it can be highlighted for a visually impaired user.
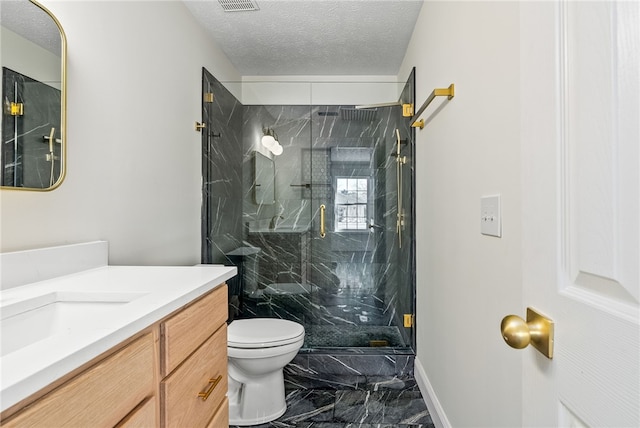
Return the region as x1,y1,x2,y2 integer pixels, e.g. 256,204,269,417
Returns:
355,101,402,109
355,102,414,118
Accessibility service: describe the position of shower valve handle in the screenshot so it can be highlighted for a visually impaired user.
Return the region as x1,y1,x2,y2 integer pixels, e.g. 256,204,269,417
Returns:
320,204,326,238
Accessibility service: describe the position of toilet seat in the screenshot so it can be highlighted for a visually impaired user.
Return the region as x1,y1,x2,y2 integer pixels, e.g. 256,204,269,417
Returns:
228,318,305,349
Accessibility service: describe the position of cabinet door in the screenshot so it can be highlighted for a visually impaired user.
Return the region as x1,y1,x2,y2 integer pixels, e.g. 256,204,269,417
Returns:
161,284,227,376
161,325,227,428
116,397,158,428
207,398,229,428
3,333,156,428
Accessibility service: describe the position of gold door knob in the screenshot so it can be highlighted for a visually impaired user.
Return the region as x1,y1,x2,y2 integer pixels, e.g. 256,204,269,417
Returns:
500,315,532,349
500,307,554,359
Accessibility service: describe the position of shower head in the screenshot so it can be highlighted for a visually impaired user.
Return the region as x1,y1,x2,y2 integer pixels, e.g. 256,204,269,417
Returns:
339,107,377,121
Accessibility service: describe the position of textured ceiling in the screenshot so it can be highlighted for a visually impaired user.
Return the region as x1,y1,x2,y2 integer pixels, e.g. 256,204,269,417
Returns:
1,0,423,77
183,0,424,76
0,0,61,55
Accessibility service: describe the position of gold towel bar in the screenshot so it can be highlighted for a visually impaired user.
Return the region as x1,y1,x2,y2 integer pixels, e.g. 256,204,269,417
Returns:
410,84,455,129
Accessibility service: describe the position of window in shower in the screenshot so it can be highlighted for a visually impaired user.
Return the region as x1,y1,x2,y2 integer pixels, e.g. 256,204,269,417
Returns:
335,177,369,231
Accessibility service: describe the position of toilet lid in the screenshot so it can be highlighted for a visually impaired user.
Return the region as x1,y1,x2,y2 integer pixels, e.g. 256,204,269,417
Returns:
228,318,305,348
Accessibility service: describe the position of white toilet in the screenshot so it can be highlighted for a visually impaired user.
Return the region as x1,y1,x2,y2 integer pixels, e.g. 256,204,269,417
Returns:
227,318,305,426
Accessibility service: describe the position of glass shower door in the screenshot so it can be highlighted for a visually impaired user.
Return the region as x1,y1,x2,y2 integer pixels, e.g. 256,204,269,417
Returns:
305,93,415,350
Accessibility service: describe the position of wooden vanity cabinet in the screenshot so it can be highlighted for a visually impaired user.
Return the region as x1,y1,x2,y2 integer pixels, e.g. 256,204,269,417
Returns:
116,397,158,427
1,332,157,428
160,284,228,427
0,284,229,428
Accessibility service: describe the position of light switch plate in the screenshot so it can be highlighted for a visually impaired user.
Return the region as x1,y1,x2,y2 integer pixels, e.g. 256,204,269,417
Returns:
481,195,501,237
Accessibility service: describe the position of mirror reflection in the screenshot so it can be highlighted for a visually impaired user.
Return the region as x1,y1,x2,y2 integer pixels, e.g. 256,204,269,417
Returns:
1,0,66,190
253,151,275,205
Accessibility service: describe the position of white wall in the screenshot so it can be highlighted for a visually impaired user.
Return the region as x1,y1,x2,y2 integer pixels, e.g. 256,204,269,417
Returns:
0,0,241,265
399,2,523,427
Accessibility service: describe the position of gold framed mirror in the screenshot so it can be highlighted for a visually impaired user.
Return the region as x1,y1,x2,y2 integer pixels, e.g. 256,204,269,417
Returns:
1,0,66,190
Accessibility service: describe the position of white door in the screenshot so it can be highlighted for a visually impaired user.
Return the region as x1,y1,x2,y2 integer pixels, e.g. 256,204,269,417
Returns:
519,1,639,427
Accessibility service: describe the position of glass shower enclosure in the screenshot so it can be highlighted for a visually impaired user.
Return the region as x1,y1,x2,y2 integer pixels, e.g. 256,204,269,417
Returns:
201,70,416,352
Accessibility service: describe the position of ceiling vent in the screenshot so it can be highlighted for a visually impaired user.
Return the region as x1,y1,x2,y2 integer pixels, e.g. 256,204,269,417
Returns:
218,0,259,12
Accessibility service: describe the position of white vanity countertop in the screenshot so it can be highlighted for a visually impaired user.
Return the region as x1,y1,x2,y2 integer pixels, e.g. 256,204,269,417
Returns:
0,264,236,412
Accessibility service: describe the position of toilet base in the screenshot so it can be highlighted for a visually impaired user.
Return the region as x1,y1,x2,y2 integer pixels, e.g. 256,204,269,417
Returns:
228,403,286,426
227,368,287,426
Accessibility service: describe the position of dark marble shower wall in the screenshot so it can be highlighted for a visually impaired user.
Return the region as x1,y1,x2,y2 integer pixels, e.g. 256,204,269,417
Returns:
202,70,416,349
1,67,62,188
200,69,244,286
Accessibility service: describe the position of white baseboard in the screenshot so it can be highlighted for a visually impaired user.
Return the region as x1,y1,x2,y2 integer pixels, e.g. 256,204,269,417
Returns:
414,356,452,428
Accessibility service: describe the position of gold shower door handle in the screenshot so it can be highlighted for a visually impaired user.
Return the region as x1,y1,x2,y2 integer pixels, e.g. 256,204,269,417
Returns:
320,204,326,238
500,307,554,359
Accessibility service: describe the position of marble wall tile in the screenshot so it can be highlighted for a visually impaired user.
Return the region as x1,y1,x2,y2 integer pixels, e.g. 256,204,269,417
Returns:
2,67,61,188
395,355,415,377
290,354,414,378
201,69,244,266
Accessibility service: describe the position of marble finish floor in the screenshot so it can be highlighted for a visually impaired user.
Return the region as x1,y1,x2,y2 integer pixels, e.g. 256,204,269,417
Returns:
229,374,433,428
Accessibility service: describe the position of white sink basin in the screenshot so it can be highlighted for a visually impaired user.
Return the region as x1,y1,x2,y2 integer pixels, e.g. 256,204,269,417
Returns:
1,291,147,357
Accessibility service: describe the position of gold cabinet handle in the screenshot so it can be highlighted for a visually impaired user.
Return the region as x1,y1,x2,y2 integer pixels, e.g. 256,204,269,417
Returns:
500,307,554,359
197,375,222,401
320,204,326,238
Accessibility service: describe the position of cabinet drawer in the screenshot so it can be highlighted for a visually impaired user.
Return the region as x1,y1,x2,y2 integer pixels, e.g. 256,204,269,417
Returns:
161,284,227,376
161,325,227,428
207,397,229,428
3,333,155,428
116,397,157,427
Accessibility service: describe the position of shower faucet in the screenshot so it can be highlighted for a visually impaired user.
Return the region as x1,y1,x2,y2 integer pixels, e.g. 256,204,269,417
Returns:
269,215,284,230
